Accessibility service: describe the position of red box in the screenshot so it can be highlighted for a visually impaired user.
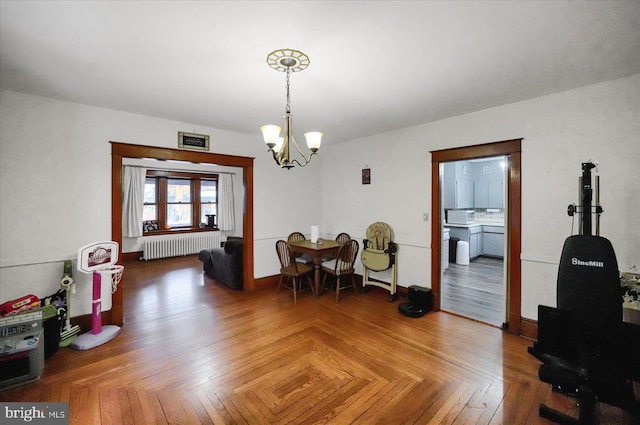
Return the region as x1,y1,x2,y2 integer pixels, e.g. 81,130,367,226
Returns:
0,295,41,316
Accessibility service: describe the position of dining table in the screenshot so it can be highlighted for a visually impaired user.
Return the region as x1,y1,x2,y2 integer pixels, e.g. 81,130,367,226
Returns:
287,239,341,297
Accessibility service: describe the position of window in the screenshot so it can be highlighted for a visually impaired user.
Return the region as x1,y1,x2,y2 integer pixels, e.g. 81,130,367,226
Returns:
167,178,192,227
143,171,218,234
200,179,217,226
143,177,157,221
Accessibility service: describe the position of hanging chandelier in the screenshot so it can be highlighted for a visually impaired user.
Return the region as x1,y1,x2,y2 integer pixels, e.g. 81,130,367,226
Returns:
261,49,322,169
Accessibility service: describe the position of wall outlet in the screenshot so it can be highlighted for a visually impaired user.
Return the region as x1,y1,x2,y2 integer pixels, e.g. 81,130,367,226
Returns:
423,213,429,222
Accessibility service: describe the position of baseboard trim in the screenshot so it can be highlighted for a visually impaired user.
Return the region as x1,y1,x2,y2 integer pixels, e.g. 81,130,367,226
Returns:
122,251,142,262
254,275,280,291
520,317,537,340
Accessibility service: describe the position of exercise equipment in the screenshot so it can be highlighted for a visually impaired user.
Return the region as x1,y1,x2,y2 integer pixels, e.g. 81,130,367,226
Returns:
70,241,123,350
528,162,639,424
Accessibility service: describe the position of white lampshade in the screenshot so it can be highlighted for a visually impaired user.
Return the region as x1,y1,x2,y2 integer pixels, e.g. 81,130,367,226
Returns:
273,137,284,153
304,132,323,152
261,125,281,148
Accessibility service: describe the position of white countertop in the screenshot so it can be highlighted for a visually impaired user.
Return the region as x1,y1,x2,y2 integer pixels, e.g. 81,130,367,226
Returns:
444,221,504,228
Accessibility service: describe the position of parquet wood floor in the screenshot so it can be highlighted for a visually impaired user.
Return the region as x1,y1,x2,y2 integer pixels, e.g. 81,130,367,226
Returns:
1,255,636,424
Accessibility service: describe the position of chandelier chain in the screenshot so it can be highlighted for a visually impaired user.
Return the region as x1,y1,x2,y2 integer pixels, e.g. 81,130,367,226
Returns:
285,67,291,114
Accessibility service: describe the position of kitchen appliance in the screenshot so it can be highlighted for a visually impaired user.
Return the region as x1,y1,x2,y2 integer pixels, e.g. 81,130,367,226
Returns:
447,209,475,224
0,310,45,390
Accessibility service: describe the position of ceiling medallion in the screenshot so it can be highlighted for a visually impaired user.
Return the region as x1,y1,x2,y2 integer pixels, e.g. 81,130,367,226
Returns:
266,48,310,73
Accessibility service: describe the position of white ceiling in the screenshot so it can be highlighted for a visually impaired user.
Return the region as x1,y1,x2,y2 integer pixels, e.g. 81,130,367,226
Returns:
1,1,638,145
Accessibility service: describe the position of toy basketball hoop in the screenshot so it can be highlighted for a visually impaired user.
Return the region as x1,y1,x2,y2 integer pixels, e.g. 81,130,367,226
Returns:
77,241,119,273
70,241,123,350
99,264,124,294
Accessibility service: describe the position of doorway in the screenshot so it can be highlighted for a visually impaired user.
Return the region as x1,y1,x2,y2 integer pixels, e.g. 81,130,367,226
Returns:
109,141,255,326
430,139,522,335
441,156,507,327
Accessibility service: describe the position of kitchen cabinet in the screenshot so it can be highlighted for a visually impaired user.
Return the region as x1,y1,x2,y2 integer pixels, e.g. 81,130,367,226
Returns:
466,159,505,209
446,224,504,260
469,226,483,259
474,178,504,208
446,224,483,260
456,179,474,209
474,180,489,208
488,180,504,208
442,228,450,270
443,176,455,209
443,162,474,209
446,226,467,244
483,226,504,258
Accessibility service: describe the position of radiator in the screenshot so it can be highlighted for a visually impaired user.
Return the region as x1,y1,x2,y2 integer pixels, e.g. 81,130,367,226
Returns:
142,233,221,260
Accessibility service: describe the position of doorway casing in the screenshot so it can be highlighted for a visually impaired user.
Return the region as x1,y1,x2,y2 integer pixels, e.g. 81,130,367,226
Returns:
110,142,254,326
431,139,522,334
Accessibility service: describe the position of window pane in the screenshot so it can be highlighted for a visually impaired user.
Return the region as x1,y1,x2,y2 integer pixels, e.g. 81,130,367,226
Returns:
144,178,156,203
143,205,156,221
201,180,217,203
167,204,192,227
201,204,217,224
167,179,191,202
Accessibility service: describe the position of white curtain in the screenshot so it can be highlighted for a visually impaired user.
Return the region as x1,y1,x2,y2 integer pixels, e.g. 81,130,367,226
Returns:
218,174,235,231
122,166,147,237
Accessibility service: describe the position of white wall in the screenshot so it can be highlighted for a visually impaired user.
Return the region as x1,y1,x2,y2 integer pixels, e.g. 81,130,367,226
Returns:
0,90,322,315
318,74,640,320
2,74,638,322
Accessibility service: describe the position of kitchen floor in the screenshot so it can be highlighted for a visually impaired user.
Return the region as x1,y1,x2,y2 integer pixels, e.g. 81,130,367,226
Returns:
441,256,505,327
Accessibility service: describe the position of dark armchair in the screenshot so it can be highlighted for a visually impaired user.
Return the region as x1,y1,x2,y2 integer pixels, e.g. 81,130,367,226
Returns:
198,237,243,289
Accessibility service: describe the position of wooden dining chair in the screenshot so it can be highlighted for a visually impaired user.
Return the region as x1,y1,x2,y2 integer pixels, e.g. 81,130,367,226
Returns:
321,239,359,303
287,231,306,243
276,240,315,304
321,232,351,262
335,232,351,244
287,232,313,264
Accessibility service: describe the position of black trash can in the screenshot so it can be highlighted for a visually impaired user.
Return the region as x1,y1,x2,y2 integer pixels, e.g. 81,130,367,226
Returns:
41,305,62,359
449,237,459,263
